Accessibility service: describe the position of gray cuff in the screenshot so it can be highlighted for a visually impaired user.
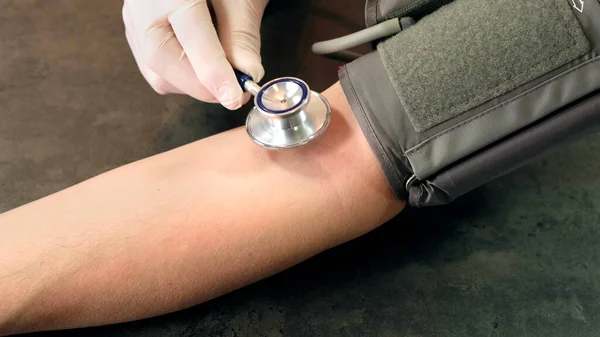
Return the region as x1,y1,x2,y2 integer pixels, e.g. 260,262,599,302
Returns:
342,0,600,207
338,51,412,200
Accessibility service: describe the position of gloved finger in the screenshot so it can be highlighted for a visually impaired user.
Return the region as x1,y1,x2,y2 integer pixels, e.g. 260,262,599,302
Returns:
142,21,219,102
125,25,184,95
123,2,218,102
168,0,244,110
123,3,185,96
243,92,252,105
212,0,268,83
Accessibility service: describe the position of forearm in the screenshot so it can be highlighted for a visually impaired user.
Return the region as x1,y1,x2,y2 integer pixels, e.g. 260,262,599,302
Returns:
0,82,404,335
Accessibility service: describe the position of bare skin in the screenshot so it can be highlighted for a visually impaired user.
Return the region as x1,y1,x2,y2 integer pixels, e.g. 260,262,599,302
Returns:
0,82,405,335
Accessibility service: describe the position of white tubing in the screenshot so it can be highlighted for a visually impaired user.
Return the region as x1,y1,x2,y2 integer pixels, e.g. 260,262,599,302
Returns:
311,18,402,55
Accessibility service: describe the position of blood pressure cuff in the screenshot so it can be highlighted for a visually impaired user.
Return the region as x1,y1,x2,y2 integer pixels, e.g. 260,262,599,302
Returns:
339,0,600,207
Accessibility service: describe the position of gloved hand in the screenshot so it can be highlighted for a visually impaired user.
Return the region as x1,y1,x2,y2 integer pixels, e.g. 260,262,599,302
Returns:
123,0,269,110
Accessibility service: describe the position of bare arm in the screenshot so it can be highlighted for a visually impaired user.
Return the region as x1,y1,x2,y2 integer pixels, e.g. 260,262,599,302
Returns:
0,82,405,335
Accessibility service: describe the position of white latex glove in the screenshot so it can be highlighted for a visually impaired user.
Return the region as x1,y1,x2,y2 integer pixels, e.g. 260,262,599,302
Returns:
123,0,269,110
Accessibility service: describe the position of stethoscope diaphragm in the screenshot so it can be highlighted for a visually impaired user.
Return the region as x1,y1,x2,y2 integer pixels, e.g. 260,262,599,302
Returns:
235,71,331,150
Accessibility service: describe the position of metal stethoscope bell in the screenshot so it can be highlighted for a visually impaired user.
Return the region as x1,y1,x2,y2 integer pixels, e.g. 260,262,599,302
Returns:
235,71,331,150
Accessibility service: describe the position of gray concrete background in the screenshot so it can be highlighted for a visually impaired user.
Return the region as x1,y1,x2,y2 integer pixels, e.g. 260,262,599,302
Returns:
2,1,600,336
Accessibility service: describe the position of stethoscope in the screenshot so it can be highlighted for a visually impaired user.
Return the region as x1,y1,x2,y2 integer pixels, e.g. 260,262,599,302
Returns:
230,15,415,149
235,71,331,150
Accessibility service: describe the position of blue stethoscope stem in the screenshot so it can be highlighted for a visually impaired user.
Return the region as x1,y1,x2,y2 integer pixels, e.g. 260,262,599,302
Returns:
234,70,260,96
234,70,252,88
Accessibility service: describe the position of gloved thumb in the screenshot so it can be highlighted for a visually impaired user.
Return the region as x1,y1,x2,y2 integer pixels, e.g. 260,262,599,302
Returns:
213,0,269,83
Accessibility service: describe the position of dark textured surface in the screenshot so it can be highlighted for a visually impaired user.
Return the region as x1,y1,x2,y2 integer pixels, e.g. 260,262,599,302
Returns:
2,1,600,336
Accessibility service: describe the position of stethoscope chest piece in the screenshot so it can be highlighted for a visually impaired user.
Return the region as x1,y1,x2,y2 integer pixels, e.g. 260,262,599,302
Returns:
238,73,331,150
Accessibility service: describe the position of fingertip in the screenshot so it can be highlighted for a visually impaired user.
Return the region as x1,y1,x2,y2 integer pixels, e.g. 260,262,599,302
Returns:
233,57,265,83
216,80,244,110
242,92,252,105
223,101,243,110
250,65,265,84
